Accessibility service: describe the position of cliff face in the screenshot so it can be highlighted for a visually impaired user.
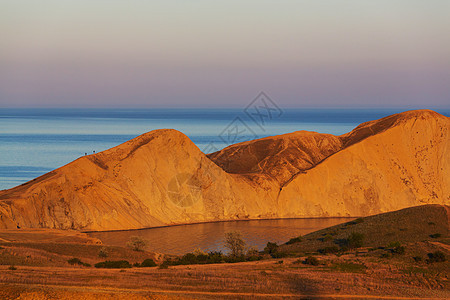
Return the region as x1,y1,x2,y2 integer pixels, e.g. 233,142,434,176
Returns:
0,110,448,230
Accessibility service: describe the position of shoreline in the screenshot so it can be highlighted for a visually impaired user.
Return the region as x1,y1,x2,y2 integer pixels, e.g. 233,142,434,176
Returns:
82,216,357,234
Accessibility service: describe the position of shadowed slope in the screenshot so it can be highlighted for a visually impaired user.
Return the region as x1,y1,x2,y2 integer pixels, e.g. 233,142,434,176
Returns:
207,132,343,185
281,204,450,253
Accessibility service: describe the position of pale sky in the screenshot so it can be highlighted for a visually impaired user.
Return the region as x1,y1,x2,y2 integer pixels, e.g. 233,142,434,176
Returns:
0,0,449,108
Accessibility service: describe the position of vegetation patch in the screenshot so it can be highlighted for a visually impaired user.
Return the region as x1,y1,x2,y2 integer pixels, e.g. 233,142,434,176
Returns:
412,256,422,262
331,262,367,273
402,266,431,275
98,247,108,258
318,246,339,254
127,236,148,252
286,236,302,245
429,233,442,239
139,258,157,267
386,242,405,255
67,258,90,267
94,260,132,269
347,218,364,225
426,251,446,263
303,256,319,266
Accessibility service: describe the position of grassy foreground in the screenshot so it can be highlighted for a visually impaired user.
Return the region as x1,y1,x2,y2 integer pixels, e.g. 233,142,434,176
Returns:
0,205,449,299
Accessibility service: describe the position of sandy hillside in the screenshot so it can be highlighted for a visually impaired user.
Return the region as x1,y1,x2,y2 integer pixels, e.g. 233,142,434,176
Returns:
0,110,448,230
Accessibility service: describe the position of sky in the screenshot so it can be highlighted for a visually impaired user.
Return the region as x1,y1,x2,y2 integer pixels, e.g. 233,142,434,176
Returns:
0,0,449,108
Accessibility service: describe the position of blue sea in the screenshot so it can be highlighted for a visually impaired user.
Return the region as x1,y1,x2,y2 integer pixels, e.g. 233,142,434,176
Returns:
1,108,449,190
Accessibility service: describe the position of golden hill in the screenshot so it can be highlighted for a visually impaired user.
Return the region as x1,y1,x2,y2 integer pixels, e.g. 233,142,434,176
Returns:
0,110,448,230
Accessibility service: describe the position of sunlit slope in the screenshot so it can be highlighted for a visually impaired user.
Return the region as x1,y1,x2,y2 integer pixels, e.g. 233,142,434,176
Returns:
0,110,448,230
0,129,278,230
277,110,450,217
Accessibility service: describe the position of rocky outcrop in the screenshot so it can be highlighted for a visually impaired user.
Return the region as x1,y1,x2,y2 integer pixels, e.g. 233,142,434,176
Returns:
0,110,448,230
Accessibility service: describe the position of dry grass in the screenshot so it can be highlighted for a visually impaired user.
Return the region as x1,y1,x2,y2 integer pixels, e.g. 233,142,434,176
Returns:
0,254,449,299
281,204,449,254
0,208,449,299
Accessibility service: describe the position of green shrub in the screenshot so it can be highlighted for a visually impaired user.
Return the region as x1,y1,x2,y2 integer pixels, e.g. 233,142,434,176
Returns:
318,246,339,254
429,233,442,239
427,251,446,263
127,236,148,252
381,252,391,258
98,247,108,258
332,262,367,273
286,236,302,245
413,256,422,262
68,258,90,267
8,265,16,270
164,251,226,266
270,251,289,258
141,258,157,267
206,251,224,264
347,218,364,225
246,254,263,261
158,263,169,269
387,241,401,248
392,246,405,254
224,255,246,263
180,253,198,265
346,232,364,249
196,254,209,263
94,260,132,269
322,234,333,242
387,242,405,254
264,242,278,254
224,231,246,258
304,256,319,266
68,258,83,265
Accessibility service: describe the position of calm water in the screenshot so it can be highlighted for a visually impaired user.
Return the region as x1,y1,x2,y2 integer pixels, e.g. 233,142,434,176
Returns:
87,218,353,255
1,108,449,190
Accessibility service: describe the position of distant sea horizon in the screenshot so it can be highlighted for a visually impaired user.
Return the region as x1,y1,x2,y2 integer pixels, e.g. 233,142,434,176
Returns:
1,108,449,190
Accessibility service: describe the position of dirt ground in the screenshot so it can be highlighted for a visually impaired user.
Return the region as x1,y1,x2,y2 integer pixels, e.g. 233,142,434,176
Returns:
1,253,449,299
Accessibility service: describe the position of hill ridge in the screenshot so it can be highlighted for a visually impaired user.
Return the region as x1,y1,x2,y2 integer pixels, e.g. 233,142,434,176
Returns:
0,109,448,230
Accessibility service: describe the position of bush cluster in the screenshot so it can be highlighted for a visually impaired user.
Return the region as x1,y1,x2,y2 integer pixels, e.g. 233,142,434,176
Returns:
163,250,263,266
67,258,91,267
127,236,148,252
384,241,405,255
347,218,364,226
429,233,442,239
139,258,157,267
427,251,446,263
286,236,302,245
304,256,320,266
263,242,289,258
346,232,365,249
94,260,132,269
98,247,109,258
318,246,339,254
